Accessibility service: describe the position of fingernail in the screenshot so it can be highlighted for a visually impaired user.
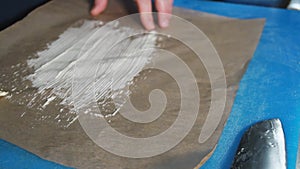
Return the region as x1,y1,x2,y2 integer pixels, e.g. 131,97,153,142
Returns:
147,21,155,30
141,13,155,30
159,14,170,28
91,8,97,16
160,19,169,28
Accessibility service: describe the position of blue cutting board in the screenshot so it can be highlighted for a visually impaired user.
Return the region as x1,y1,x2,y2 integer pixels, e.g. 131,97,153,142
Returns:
173,1,300,169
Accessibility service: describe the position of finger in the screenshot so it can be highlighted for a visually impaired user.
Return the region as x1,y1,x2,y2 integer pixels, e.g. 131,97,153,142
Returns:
136,0,155,30
155,0,173,28
91,0,108,16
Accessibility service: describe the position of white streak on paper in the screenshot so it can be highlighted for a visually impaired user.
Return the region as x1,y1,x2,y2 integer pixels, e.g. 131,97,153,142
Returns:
26,20,157,125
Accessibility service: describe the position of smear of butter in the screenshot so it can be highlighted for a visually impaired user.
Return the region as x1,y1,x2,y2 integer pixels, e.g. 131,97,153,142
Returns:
26,20,157,126
0,91,9,97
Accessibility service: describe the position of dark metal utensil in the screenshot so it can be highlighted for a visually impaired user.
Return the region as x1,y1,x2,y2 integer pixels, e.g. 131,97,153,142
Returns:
231,118,286,169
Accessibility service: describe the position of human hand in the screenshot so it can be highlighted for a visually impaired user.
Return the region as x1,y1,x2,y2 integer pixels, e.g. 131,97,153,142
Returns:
91,0,173,30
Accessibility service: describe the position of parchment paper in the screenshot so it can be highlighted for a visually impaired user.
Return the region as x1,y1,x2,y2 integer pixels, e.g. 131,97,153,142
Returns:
0,0,264,168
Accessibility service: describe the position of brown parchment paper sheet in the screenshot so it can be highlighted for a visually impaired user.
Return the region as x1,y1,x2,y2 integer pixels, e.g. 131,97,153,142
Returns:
0,0,265,168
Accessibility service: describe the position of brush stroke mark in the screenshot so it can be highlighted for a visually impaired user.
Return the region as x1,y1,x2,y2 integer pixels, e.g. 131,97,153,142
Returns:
27,20,157,126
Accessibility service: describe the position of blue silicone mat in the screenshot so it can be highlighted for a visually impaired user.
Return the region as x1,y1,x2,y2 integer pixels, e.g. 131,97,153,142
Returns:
173,1,300,169
0,139,72,169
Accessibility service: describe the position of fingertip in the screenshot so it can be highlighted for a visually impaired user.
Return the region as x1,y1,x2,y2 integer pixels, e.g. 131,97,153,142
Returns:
146,22,155,30
156,0,173,28
90,8,99,16
140,13,155,30
90,6,103,16
136,0,155,30
158,14,170,28
90,0,108,16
